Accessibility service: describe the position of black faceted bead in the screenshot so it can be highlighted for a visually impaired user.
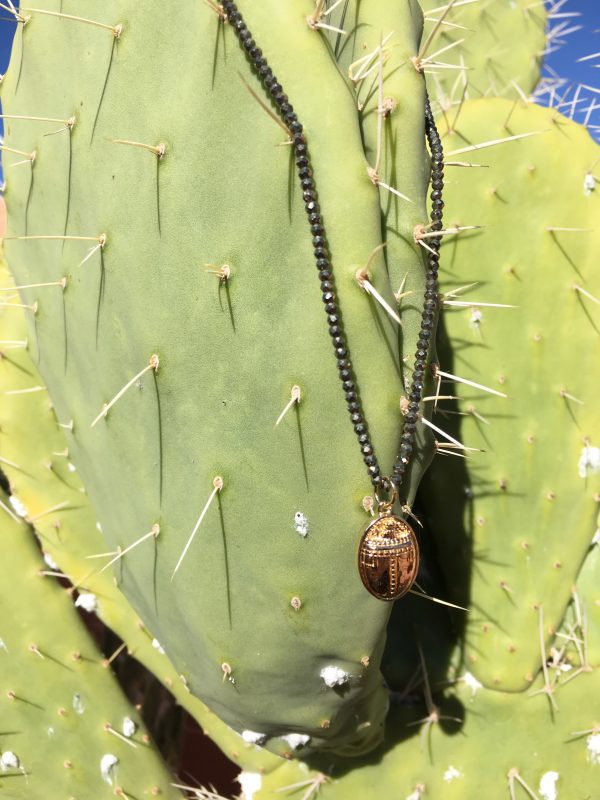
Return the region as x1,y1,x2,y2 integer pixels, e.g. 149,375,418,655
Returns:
347,401,360,413
324,302,336,314
342,380,355,392
314,247,328,260
289,121,303,135
320,280,333,293
312,235,326,248
364,454,376,467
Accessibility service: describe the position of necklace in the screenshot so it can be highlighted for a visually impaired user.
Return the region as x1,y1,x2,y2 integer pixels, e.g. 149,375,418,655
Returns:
221,1,444,601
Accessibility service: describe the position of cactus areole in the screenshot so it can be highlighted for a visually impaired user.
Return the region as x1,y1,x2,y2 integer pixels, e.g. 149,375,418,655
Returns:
224,1,444,601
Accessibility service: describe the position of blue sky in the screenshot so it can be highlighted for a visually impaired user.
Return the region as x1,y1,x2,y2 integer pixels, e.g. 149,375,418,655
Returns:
0,0,598,179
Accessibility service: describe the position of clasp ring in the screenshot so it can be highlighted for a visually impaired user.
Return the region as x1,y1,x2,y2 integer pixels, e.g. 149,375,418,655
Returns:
374,479,398,515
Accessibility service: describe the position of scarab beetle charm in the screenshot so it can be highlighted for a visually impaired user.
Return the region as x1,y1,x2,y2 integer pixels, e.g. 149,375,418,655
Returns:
358,512,419,601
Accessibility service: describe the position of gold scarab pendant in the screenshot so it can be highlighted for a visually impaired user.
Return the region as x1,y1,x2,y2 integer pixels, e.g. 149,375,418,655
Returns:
358,491,419,601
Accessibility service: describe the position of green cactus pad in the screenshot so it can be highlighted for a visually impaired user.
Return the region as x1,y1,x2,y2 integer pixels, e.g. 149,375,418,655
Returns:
254,667,600,800
1,0,437,756
0,255,283,776
420,99,600,689
418,0,547,104
0,492,184,799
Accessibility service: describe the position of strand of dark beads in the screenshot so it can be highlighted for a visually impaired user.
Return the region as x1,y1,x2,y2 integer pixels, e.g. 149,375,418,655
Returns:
221,1,443,497
391,98,444,490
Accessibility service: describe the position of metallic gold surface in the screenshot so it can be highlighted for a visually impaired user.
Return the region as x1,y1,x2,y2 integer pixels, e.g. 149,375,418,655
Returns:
358,514,419,601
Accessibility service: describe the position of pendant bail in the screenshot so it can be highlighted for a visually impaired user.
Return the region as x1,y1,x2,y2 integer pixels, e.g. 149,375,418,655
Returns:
374,479,397,516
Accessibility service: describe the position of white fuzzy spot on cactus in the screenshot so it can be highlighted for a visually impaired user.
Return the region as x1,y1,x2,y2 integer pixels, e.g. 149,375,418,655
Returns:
578,445,600,478
443,766,462,782
405,785,425,800
67,461,76,472
43,551,59,570
47,727,54,737
0,638,7,652
8,494,27,518
75,592,98,613
539,771,559,800
592,528,600,546
584,172,596,196
461,671,483,697
237,771,262,800
469,308,483,329
72,693,85,715
587,732,600,764
151,638,165,654
294,511,309,537
96,521,103,533
282,733,311,751
320,665,349,687
1,751,20,770
122,717,136,738
100,754,119,785
241,730,267,746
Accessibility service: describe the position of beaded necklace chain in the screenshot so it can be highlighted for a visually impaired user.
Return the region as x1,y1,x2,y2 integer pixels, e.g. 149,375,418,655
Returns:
221,1,444,602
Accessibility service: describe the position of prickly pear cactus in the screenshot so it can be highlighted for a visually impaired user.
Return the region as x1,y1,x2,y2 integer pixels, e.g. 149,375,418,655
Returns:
418,0,547,103
253,668,600,799
1,0,437,757
245,101,600,800
0,491,184,799
0,254,284,776
420,98,600,689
